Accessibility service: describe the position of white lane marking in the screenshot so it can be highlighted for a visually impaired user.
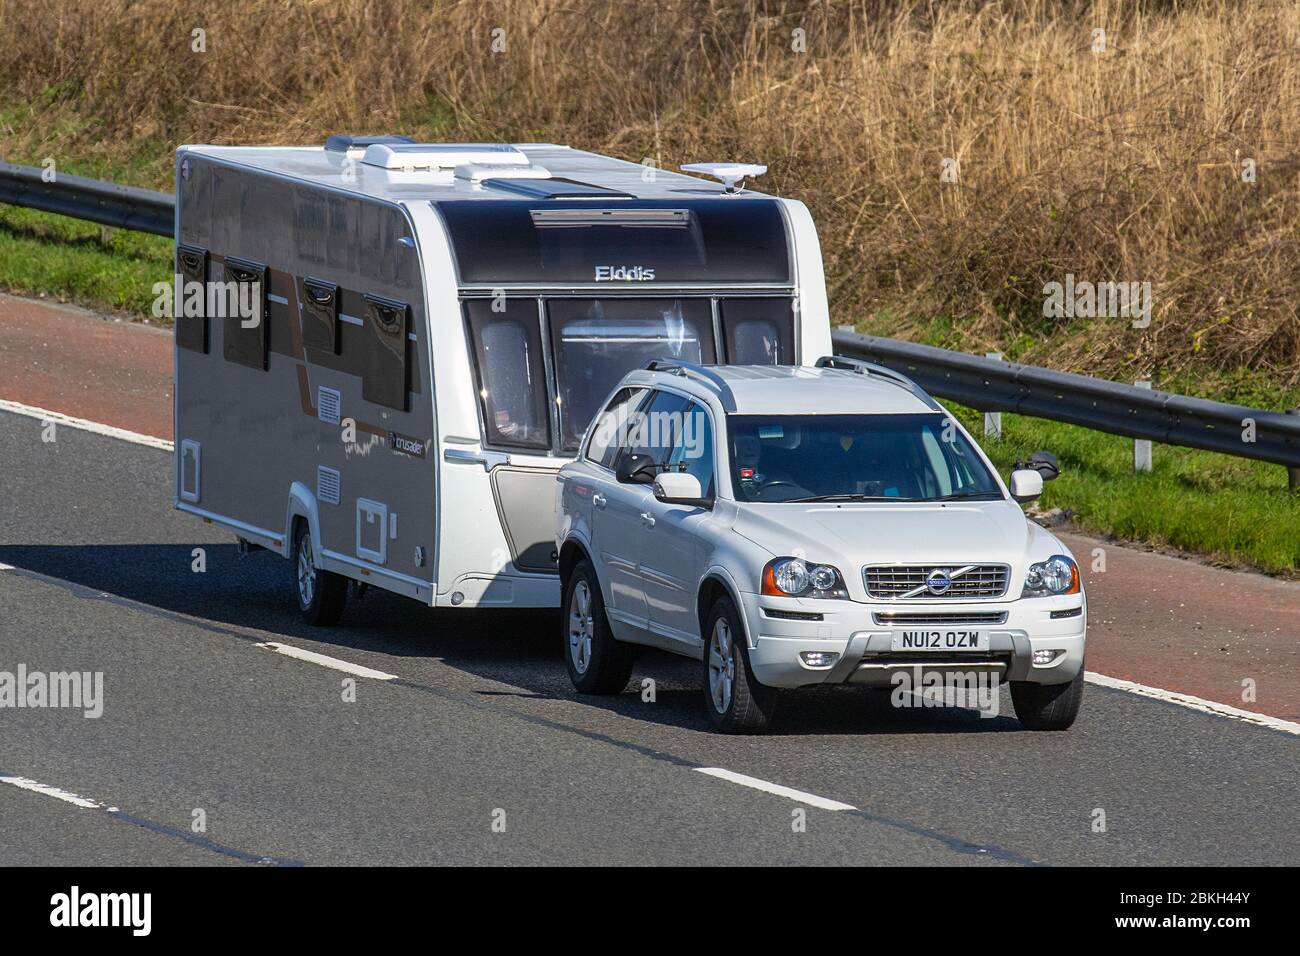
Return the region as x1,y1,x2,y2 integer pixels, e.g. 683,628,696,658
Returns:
694,767,856,811
256,642,398,681
0,399,172,451
1085,672,1300,736
0,773,106,809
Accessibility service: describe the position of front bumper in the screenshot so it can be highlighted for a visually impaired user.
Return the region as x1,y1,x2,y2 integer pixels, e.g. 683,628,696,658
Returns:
737,591,1086,689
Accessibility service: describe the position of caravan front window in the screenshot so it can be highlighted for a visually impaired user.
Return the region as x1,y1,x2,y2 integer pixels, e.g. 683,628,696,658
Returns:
719,297,795,365
465,299,551,450
547,298,716,450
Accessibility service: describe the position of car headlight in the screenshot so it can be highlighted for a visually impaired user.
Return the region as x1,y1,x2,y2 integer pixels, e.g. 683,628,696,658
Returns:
1021,555,1080,597
762,557,848,599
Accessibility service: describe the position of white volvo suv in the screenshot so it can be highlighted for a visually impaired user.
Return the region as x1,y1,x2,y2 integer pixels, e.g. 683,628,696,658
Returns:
554,358,1087,733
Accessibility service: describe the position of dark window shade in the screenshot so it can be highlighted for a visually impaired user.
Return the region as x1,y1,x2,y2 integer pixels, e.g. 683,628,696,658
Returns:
464,299,551,450
361,293,410,411
222,257,269,370
175,244,208,353
301,277,340,355
439,199,790,285
547,298,715,451
720,297,795,365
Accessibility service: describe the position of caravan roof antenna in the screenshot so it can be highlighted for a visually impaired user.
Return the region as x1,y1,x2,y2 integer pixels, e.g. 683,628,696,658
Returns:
680,162,768,195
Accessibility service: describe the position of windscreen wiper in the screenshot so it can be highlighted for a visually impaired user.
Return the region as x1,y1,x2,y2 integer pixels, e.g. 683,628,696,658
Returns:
933,490,1002,501
789,494,908,503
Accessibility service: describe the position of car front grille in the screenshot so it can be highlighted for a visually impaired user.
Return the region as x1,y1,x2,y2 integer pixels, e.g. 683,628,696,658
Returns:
872,611,1008,626
863,564,1010,600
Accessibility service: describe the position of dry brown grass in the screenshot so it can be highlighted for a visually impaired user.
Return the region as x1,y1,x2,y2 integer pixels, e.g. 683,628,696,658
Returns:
1,0,1297,382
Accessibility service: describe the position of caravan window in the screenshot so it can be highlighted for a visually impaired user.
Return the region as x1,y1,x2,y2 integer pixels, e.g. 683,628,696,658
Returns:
547,298,715,451
719,297,795,365
465,299,551,450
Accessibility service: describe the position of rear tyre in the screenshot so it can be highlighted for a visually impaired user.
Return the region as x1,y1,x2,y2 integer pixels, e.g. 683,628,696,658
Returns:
703,596,777,734
1010,668,1084,731
563,559,634,695
294,522,347,626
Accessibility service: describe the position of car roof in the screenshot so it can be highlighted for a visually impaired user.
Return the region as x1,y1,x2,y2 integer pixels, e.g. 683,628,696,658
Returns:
624,364,940,416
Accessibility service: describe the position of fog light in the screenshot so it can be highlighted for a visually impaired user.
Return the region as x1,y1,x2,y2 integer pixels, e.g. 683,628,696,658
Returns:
451,591,465,606
799,651,839,668
1032,649,1062,665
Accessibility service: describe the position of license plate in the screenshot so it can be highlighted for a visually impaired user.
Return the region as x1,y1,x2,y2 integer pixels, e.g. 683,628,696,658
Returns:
891,629,988,651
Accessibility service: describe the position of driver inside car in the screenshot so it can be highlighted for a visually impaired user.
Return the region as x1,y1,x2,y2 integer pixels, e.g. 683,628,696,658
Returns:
733,432,799,497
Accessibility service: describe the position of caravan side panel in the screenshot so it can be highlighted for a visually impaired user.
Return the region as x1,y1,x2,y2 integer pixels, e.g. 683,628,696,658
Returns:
174,153,437,602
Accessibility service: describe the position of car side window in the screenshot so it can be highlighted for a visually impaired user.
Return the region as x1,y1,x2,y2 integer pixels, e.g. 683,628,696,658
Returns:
586,386,650,469
665,399,715,497
615,389,690,471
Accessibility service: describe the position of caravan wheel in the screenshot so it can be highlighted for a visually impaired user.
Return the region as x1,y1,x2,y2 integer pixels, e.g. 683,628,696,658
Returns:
294,522,347,626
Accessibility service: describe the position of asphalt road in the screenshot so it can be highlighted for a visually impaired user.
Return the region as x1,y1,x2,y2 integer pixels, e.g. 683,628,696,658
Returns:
0,409,1296,866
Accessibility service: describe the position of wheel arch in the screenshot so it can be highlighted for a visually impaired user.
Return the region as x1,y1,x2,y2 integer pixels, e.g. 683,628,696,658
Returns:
284,482,321,560
697,570,753,648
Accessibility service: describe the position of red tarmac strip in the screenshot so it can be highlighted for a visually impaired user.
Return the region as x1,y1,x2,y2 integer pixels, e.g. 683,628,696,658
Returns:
0,292,173,440
0,291,1296,722
1065,533,1300,721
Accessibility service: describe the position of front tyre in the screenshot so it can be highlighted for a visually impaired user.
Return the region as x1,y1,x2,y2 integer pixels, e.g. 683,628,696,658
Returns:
703,596,777,734
294,522,347,626
563,559,634,695
1010,668,1084,730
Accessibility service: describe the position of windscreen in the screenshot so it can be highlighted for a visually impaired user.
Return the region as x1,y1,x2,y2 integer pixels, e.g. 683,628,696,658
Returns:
727,413,1003,503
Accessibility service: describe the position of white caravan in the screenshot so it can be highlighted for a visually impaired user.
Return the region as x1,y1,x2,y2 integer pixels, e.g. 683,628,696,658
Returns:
172,138,833,622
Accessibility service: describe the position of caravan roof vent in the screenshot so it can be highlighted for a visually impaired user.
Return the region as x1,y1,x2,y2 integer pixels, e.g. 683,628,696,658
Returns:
455,163,551,184
324,134,415,157
680,162,768,194
361,143,530,171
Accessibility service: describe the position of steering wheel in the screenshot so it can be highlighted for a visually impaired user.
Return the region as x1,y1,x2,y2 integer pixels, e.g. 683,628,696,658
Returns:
755,479,800,500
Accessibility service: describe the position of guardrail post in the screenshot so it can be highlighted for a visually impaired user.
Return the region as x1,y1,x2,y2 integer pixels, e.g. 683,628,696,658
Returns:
1288,409,1300,492
1134,380,1153,473
984,352,1002,439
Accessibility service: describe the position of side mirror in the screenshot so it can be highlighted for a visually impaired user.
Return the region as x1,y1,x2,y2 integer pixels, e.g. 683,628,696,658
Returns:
653,472,708,507
1009,469,1044,503
616,453,658,485
1025,450,1060,482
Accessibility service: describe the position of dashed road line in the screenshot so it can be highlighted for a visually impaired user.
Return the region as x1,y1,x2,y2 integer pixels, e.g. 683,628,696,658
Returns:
694,767,857,811
256,641,399,680
0,773,109,810
0,771,302,865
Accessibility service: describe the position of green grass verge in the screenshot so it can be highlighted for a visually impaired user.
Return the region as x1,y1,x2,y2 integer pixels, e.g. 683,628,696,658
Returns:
947,402,1300,575
0,204,172,315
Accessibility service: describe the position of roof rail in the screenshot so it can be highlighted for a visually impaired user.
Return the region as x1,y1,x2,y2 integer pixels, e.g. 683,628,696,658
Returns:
644,360,737,412
815,355,941,409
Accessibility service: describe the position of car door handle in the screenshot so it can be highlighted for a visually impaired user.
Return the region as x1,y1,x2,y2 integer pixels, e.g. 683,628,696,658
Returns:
640,511,656,528
592,493,607,509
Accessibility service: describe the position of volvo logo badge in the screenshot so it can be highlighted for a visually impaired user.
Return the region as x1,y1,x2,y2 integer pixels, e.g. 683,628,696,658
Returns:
925,568,953,595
